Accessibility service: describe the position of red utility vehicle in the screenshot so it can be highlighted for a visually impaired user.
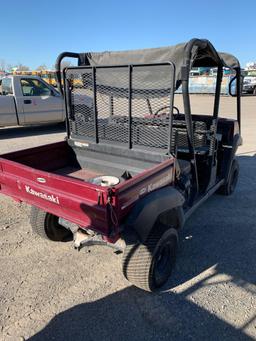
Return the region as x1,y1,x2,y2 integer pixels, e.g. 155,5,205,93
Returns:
0,39,242,291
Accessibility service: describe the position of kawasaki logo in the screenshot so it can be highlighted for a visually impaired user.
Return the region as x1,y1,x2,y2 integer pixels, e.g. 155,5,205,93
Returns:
139,172,173,197
25,185,60,204
147,173,173,192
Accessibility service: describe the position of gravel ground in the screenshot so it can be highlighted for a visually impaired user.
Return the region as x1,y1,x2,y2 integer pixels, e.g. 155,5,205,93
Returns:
0,96,255,341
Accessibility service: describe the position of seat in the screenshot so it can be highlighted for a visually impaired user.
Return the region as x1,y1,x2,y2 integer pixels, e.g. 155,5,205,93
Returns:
173,120,209,156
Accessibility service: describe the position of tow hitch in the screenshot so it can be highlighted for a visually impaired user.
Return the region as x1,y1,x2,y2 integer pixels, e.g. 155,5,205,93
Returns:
58,217,125,252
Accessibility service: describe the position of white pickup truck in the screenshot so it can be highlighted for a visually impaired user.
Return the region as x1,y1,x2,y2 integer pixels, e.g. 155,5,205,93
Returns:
243,76,256,95
0,75,65,127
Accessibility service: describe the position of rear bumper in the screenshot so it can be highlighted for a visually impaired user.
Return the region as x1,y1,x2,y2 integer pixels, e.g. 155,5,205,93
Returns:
243,84,255,92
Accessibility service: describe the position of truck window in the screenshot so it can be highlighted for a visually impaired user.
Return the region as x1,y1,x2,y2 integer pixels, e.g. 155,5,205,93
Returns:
20,78,52,96
1,78,13,95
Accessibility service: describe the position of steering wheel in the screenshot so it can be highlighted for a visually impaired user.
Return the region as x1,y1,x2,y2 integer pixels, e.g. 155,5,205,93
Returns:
154,105,180,116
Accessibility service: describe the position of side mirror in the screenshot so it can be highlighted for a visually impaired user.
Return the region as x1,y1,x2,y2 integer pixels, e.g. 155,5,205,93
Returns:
229,75,243,97
229,76,237,97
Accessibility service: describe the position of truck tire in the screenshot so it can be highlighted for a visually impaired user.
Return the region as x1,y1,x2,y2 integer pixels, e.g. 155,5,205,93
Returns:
218,158,239,196
30,206,72,242
122,226,178,291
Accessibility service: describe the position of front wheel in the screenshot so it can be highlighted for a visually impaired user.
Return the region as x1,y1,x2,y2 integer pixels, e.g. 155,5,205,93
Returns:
30,206,73,242
122,227,178,291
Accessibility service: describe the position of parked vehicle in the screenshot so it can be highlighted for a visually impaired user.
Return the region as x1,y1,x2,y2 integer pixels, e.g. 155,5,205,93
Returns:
243,75,256,94
40,71,58,87
0,39,242,291
12,70,58,87
0,75,65,127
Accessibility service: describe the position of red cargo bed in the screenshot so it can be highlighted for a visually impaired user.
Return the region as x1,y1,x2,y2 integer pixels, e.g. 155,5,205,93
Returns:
0,141,175,238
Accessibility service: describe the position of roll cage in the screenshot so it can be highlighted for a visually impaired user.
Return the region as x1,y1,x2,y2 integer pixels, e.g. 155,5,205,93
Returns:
55,38,241,203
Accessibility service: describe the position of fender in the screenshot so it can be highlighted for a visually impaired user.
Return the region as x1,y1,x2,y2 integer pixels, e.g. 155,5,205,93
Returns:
125,186,185,242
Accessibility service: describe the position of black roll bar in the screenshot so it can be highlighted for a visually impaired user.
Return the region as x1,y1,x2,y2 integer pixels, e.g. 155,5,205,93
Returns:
55,52,81,95
236,67,241,132
213,65,223,120
181,38,224,201
228,68,241,132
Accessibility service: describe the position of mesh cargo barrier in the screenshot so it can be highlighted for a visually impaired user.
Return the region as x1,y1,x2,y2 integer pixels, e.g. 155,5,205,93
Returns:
64,64,176,153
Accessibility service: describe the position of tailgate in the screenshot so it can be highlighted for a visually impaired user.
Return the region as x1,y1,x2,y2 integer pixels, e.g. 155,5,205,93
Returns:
0,157,111,236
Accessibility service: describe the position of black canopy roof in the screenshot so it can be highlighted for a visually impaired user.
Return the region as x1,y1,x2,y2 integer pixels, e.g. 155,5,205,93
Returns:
78,39,240,84
56,39,240,96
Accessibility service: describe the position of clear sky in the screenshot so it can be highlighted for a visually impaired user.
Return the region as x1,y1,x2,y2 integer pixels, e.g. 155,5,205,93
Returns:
1,0,256,69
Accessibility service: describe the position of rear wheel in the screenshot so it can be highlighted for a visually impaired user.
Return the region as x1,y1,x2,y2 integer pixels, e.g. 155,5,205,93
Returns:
30,206,72,242
122,227,178,291
218,158,239,196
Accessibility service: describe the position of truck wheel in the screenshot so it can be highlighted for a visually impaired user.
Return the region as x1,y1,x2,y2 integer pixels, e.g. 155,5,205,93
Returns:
30,206,72,242
253,87,256,96
122,227,178,291
218,158,239,196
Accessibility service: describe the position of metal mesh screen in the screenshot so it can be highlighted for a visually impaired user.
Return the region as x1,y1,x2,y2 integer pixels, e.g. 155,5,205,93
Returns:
65,64,175,152
67,70,95,138
96,67,129,144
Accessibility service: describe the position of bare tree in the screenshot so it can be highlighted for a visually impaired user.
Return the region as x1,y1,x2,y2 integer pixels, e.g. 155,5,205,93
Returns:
0,60,31,72
0,59,6,71
51,60,74,71
36,64,48,71
61,60,73,69
16,63,30,71
6,64,15,72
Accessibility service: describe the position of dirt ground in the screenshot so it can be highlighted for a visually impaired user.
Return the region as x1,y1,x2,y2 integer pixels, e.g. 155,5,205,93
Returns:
0,95,255,341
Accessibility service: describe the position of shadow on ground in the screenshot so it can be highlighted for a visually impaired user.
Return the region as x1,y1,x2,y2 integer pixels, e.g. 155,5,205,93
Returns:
29,155,256,341
0,124,65,140
169,154,256,287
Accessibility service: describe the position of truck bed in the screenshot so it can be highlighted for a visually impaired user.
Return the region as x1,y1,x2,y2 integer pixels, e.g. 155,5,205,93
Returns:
55,166,102,181
0,141,175,238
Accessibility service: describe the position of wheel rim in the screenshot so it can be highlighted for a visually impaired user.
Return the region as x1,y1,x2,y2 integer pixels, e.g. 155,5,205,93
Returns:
152,236,177,288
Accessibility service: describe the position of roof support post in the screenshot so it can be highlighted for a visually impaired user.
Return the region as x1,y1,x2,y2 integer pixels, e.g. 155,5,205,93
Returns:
213,65,223,120
206,64,223,189
168,62,176,155
181,63,199,201
236,67,241,132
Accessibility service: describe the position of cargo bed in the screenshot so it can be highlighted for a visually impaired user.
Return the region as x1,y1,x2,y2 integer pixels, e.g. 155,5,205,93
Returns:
0,141,175,238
